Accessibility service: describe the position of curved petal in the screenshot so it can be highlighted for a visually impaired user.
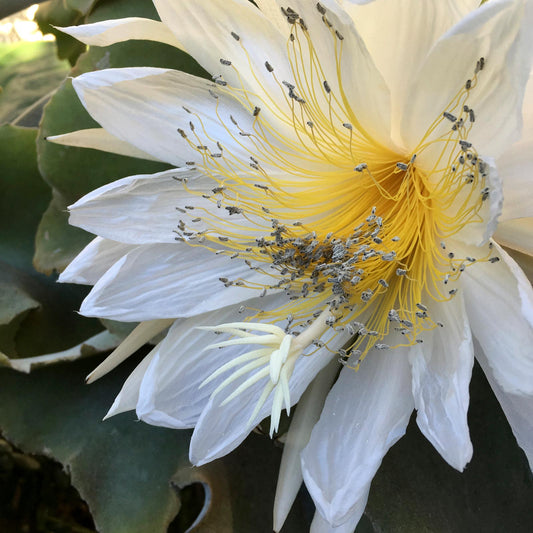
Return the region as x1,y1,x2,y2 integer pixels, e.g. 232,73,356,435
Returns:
344,0,479,144
301,348,414,527
57,18,184,49
475,340,533,470
494,218,533,256
499,72,533,221
58,237,136,285
409,296,474,471
402,0,533,158
462,242,533,395
47,128,162,162
72,67,266,166
79,243,275,321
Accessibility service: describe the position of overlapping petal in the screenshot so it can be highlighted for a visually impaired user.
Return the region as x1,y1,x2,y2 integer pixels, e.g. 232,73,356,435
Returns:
475,341,533,469
79,243,276,321
409,296,473,471
402,0,532,157
344,0,480,143
301,349,413,526
462,243,533,395
72,67,271,167
59,237,136,285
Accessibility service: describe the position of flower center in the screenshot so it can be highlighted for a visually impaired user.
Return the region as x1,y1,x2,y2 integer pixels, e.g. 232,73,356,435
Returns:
174,4,500,429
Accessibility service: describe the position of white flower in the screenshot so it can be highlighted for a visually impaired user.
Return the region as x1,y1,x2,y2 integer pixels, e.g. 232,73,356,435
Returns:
53,0,533,530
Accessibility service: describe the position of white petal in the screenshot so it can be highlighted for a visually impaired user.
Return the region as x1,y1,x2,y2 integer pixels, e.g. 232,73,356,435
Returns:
475,340,533,470
87,319,174,384
462,242,533,395
72,68,263,166
134,303,266,428
254,0,288,34
189,341,341,466
153,0,293,115
402,0,533,157
68,168,201,244
272,0,392,145
494,218,533,256
58,237,136,285
47,128,162,162
310,503,368,533
67,167,267,244
104,345,158,418
301,349,413,527
79,243,274,321
344,0,478,144
274,360,339,532
58,18,184,49
499,72,533,221
409,297,473,471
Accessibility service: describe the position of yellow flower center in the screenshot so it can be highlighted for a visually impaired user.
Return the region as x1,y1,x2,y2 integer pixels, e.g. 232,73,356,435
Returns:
176,6,497,365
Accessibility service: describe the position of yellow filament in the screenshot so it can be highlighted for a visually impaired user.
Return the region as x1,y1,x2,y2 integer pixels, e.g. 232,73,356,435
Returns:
175,13,495,364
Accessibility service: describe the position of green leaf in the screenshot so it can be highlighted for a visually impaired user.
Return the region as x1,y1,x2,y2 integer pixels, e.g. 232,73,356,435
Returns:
0,41,69,126
0,355,311,532
0,125,101,357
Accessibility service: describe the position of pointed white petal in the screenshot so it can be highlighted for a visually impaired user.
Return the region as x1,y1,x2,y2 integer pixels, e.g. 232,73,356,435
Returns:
301,349,413,527
344,0,478,144
79,243,275,321
495,218,533,256
189,342,340,466
104,345,158,418
68,168,202,244
67,167,267,244
409,297,473,471
87,319,174,383
475,340,533,470
58,237,136,285
47,128,161,161
402,0,533,157
462,242,533,395
310,498,368,533
273,360,339,532
499,72,533,220
72,68,264,166
58,18,184,49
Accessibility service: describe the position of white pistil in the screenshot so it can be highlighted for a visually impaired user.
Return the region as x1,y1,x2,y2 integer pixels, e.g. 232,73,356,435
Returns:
199,309,332,435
